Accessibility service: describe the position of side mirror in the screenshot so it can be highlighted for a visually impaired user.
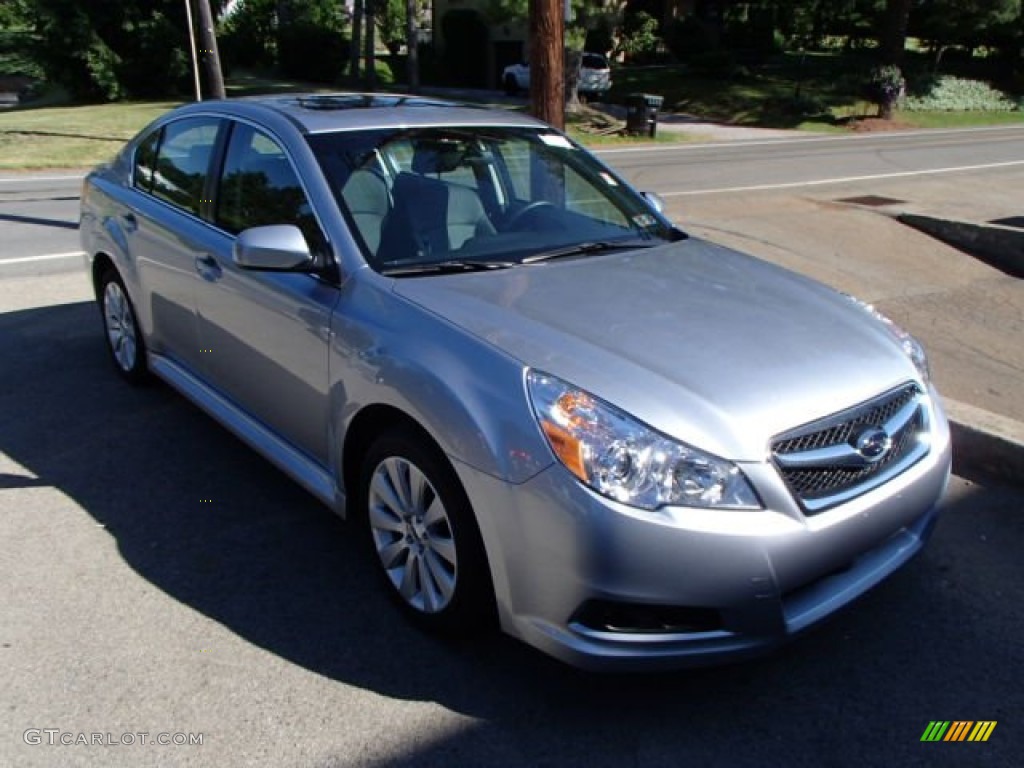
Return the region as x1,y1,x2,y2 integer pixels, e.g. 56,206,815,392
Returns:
641,191,666,215
233,225,314,271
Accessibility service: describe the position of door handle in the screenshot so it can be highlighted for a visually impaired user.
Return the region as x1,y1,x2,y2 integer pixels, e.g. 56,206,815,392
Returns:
194,253,222,281
120,212,137,232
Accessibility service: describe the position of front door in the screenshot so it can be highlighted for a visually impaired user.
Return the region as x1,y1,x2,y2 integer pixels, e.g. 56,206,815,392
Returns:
195,121,337,465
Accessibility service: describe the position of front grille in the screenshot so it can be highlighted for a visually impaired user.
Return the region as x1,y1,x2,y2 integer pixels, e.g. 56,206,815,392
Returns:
771,383,929,513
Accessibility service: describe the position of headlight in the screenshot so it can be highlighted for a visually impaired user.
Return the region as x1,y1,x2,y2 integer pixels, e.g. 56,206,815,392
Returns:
526,371,761,511
848,296,930,382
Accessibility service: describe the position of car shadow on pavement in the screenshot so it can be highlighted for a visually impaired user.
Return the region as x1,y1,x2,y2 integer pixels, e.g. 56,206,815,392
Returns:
2,300,1021,766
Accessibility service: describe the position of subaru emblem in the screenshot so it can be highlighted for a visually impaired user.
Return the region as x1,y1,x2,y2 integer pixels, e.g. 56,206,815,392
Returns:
854,427,892,463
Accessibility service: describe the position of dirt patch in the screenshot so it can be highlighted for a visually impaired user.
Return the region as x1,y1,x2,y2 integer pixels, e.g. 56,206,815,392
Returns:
845,117,916,132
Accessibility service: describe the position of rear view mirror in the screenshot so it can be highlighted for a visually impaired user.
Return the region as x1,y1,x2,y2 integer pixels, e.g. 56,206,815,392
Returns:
233,225,314,271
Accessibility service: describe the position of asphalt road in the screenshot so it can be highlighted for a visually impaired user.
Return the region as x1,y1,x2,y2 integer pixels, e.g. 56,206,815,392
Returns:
3,124,1024,273
0,173,83,267
598,124,1024,196
1,273,1021,767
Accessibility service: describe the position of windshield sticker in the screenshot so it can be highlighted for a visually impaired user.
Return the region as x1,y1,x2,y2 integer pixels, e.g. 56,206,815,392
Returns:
599,172,619,187
633,213,657,228
539,134,574,149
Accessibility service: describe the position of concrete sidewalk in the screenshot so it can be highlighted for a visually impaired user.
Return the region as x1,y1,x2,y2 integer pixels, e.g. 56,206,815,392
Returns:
669,165,1024,486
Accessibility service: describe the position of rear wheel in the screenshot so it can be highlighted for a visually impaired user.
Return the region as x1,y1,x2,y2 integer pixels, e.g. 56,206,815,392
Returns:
503,74,518,96
99,268,148,384
360,428,494,634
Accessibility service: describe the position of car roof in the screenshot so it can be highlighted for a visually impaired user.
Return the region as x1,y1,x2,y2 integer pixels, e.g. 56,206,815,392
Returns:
170,93,550,135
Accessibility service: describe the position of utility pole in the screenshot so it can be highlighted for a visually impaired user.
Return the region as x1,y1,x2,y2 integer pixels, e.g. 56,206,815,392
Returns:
195,0,226,99
183,0,202,100
529,0,563,129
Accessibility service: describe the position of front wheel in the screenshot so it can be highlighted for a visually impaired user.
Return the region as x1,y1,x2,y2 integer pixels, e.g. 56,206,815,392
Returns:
99,267,148,384
360,429,494,634
503,74,519,96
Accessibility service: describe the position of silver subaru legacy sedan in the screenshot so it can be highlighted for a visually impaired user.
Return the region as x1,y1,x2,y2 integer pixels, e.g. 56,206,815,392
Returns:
80,94,951,670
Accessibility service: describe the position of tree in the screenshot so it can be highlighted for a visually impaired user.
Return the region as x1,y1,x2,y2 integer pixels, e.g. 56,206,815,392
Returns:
879,0,912,64
405,0,420,92
913,0,1022,68
364,0,380,90
378,0,405,56
350,0,364,82
529,0,564,128
25,0,196,101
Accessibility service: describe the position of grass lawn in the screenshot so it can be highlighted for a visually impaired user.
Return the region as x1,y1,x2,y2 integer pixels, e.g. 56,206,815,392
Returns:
893,110,1024,129
0,101,179,169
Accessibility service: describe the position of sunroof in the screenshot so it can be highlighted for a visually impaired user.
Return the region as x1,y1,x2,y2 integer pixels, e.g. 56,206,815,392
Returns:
292,94,461,111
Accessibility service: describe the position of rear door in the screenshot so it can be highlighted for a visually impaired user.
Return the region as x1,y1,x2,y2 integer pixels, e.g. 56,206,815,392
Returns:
129,116,226,373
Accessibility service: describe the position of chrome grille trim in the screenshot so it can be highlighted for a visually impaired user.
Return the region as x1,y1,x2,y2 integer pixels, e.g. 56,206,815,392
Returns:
771,383,930,514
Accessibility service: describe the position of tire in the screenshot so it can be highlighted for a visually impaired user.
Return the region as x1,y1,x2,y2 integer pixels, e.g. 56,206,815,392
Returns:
99,267,148,384
503,74,518,97
359,428,495,635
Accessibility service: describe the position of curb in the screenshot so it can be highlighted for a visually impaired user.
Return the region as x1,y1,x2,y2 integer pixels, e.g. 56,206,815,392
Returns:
944,398,1024,487
898,213,1024,278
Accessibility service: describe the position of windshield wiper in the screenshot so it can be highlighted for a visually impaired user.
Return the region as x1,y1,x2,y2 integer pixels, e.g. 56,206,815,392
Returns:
380,259,516,277
522,239,662,264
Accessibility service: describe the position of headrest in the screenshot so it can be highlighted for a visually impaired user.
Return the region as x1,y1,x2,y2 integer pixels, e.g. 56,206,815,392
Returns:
411,140,465,175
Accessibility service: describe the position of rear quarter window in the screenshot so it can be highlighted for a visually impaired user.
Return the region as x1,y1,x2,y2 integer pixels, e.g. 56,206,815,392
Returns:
133,130,160,194
150,117,223,216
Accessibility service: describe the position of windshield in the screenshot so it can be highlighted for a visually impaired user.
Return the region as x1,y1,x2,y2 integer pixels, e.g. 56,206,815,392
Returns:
308,126,680,273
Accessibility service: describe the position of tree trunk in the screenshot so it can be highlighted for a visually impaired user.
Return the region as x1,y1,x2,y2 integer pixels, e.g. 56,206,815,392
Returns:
195,0,225,99
364,1,377,91
350,0,363,83
405,0,419,92
529,0,564,129
879,0,912,65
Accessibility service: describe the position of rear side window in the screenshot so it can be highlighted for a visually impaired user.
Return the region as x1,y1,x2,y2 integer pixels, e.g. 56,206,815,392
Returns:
150,117,222,215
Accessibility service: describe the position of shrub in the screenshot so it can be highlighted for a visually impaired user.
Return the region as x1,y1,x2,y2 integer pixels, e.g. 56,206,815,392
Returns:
617,11,661,65
278,23,350,83
902,75,1018,111
664,16,715,62
864,65,904,119
689,50,741,78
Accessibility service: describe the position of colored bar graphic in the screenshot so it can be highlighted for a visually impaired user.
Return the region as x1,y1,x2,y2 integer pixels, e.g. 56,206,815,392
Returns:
968,722,997,742
944,721,973,741
921,721,997,742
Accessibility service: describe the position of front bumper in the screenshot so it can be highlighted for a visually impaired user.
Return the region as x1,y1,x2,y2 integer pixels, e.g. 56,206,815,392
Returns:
456,398,952,671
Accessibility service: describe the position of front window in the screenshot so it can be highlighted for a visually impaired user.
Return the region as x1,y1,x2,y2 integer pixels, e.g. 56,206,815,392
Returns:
215,122,326,255
309,126,679,273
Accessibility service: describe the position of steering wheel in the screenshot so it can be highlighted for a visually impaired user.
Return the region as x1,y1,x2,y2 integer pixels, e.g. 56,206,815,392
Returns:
506,201,557,230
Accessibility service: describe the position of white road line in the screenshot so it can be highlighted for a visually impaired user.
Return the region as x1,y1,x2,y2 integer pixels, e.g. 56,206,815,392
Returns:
658,159,1024,197
594,123,1024,154
0,250,85,265
0,175,85,184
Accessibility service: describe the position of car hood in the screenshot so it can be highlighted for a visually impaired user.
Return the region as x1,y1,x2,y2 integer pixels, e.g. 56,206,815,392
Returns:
393,239,921,461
